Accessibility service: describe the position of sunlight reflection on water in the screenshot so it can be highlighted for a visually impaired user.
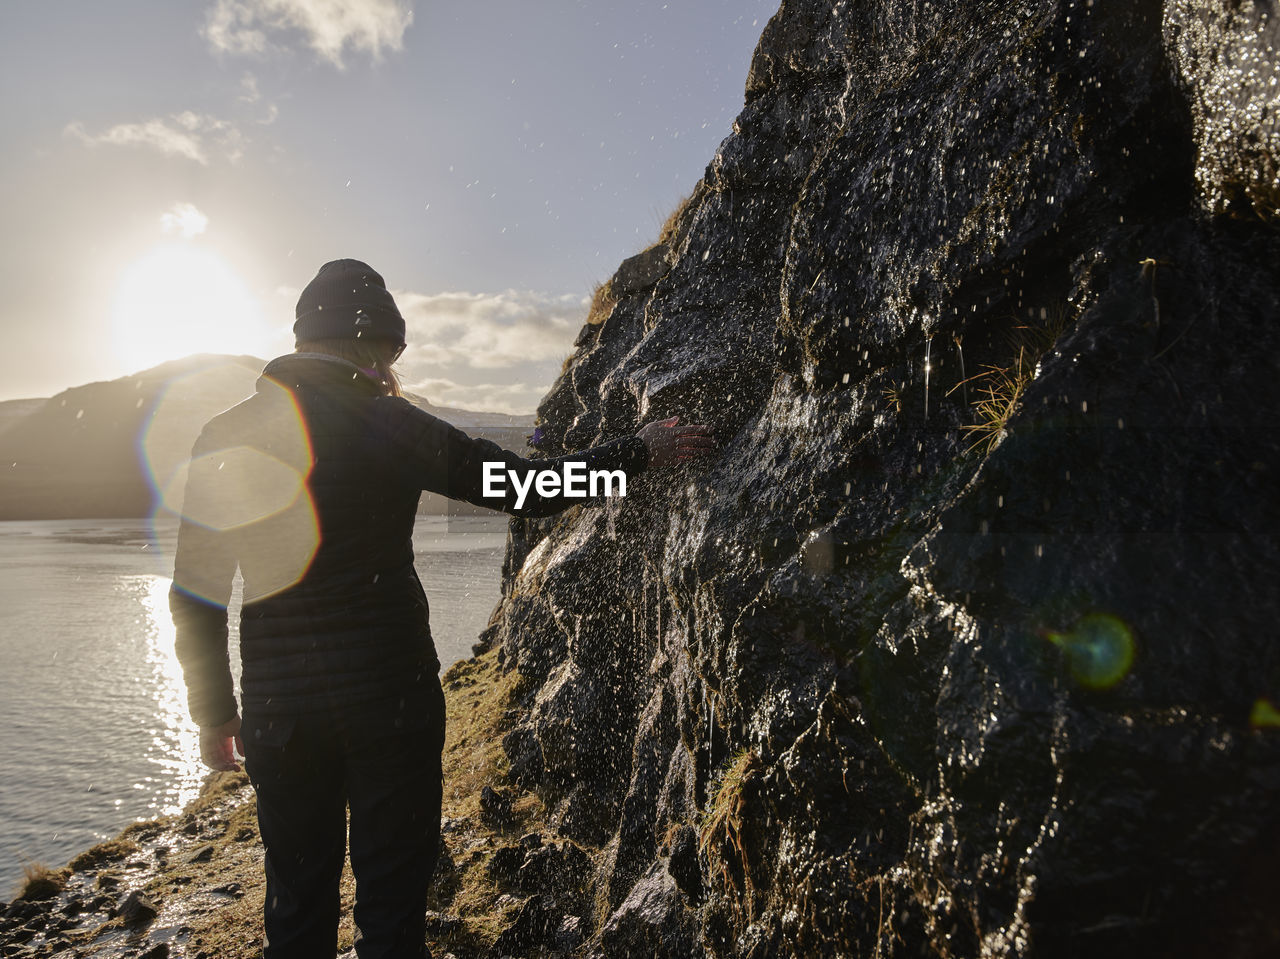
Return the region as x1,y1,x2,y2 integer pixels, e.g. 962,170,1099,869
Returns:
134,574,204,815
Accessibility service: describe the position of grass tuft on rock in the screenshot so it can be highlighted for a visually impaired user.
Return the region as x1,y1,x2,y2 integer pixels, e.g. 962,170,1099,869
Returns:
17,861,69,901
68,838,139,872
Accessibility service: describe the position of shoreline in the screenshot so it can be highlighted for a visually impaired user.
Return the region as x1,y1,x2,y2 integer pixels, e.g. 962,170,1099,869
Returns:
0,649,599,959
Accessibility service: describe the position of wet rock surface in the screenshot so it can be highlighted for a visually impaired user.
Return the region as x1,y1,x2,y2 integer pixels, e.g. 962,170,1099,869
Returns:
487,1,1280,956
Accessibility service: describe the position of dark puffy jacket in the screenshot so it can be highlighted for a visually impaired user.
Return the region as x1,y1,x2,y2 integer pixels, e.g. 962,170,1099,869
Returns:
170,353,648,726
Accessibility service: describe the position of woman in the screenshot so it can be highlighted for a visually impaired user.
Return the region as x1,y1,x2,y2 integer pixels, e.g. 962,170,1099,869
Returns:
169,259,714,959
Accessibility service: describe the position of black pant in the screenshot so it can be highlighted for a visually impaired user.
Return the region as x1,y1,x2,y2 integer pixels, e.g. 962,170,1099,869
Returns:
242,677,446,959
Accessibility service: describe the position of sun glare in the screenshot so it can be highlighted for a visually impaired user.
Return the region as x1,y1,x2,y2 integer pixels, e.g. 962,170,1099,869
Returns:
112,245,269,370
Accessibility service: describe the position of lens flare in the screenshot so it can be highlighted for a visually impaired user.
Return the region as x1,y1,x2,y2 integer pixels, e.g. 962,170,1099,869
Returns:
142,360,261,513
1250,697,1280,729
167,377,320,604
1042,613,1136,690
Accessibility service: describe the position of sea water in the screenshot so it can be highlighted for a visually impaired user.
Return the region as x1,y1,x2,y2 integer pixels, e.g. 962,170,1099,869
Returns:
0,515,509,893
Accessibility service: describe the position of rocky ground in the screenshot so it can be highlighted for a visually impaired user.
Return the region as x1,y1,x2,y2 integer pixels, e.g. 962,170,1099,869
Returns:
0,651,596,959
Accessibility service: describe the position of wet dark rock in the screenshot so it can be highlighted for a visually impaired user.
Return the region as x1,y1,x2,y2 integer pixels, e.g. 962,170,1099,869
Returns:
612,243,672,297
515,840,589,897
478,785,515,828
2,904,40,922
484,0,1280,955
490,895,560,956
595,864,699,959
56,900,82,919
485,843,527,885
665,825,701,903
501,725,543,787
4,926,36,945
555,914,585,952
116,891,159,928
138,943,170,959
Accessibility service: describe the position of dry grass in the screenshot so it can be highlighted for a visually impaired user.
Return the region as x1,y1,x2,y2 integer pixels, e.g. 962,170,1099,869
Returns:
699,748,761,922
657,191,696,249
953,302,1074,454
957,349,1034,454
586,280,616,326
68,837,140,872
16,861,69,901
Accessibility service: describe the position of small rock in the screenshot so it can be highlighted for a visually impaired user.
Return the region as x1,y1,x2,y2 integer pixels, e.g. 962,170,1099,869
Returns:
7,924,37,944
422,912,463,936
210,882,243,898
478,785,514,827
116,890,159,928
187,846,214,864
486,843,528,884
3,901,42,921
138,943,170,959
518,832,542,850
58,899,83,918
556,914,585,951
491,896,559,954
233,826,255,842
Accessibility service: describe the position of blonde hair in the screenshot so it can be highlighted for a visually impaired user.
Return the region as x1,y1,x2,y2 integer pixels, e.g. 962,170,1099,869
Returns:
295,337,403,397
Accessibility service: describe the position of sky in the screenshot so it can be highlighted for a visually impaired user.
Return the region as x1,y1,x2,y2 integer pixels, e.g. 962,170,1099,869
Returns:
0,0,777,412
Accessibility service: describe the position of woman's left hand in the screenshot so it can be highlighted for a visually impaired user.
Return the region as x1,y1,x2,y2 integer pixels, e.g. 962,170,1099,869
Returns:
200,715,245,772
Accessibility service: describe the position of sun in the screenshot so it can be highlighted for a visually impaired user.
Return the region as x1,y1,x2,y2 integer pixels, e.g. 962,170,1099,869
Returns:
111,245,271,370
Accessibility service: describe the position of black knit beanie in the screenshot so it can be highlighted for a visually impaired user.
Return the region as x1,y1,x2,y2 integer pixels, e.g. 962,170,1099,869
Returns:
293,259,406,345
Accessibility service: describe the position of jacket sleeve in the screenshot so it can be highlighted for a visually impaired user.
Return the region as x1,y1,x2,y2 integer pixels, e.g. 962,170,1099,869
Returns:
168,429,240,728
379,398,649,517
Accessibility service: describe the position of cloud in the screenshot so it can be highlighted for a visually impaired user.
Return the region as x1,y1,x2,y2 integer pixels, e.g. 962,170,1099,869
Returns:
160,203,210,238
397,290,584,370
66,112,245,164
205,0,414,67
393,288,588,414
238,72,280,124
407,377,550,417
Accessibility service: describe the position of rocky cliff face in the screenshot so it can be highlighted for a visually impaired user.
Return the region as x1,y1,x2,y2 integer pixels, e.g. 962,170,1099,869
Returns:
485,2,1280,956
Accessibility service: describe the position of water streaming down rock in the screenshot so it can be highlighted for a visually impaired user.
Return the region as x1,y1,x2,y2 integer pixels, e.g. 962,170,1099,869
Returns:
484,2,1280,956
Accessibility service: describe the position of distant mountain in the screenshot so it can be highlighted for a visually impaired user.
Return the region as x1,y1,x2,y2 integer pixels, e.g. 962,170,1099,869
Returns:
0,398,49,435
0,354,535,520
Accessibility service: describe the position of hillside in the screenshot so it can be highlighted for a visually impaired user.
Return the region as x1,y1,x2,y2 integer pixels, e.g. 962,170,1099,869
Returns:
0,354,535,520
